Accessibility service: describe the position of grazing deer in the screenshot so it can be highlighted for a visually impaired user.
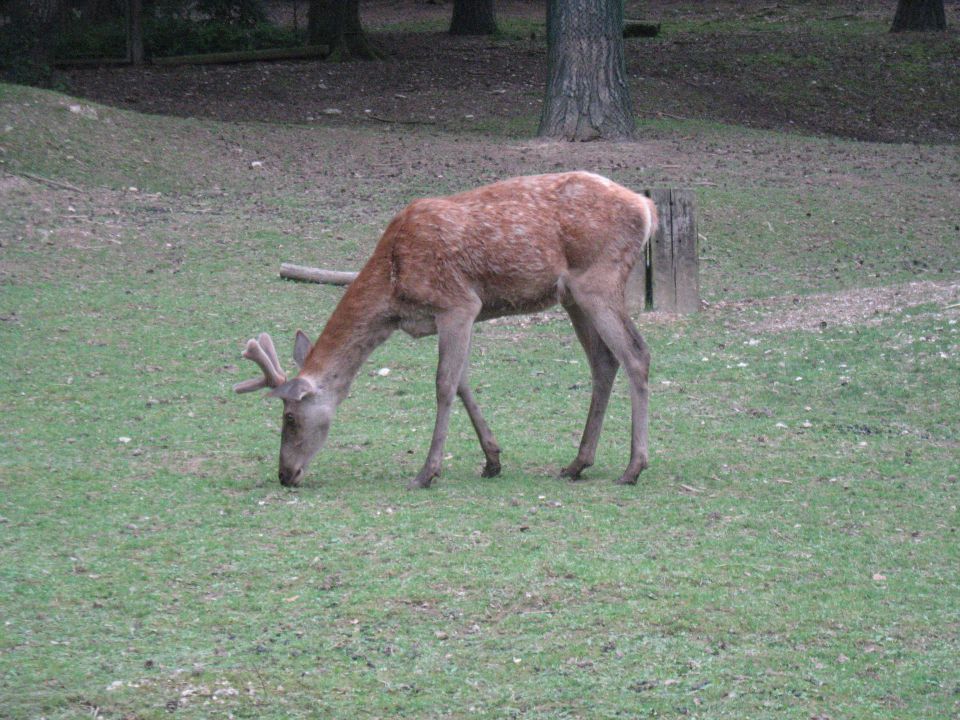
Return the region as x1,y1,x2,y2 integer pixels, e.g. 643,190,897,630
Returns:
236,171,658,489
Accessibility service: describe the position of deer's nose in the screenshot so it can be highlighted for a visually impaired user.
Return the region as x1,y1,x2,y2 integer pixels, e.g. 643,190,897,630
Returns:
279,467,303,487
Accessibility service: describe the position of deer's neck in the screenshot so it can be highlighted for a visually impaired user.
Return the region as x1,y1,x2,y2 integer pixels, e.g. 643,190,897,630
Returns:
301,269,396,404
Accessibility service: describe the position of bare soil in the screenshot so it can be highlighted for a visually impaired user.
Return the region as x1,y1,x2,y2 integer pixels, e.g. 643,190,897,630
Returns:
709,278,960,333
59,0,960,144
483,279,960,335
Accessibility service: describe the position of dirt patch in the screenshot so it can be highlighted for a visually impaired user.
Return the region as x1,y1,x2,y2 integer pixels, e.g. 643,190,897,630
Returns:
462,279,960,337
710,279,960,333
58,0,960,144
0,174,32,193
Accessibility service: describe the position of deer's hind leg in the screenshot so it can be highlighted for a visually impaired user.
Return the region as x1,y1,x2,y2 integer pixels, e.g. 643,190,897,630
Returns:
561,301,620,480
565,282,651,485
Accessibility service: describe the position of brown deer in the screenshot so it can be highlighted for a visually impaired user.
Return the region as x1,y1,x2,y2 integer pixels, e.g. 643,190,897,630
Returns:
236,171,658,489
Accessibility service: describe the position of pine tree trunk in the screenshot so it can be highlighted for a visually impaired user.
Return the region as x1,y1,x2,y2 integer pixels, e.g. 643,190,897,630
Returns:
449,0,497,35
308,0,381,59
537,0,635,141
890,0,946,31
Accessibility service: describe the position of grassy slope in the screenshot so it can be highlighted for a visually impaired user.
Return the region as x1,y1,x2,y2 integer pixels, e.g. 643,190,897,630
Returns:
1,82,959,719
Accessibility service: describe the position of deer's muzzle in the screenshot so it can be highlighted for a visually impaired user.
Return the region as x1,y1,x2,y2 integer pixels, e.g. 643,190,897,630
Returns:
278,466,303,487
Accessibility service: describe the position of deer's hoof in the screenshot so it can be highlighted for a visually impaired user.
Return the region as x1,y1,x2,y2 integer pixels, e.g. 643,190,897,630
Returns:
615,460,647,486
481,461,501,478
408,468,438,490
559,460,591,481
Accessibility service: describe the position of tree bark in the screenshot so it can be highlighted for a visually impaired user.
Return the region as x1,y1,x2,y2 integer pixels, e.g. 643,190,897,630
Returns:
890,0,946,31
449,0,498,35
308,0,381,59
21,0,63,69
538,0,635,141
126,0,144,65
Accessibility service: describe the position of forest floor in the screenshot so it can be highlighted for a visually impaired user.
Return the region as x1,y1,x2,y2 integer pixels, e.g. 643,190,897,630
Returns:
59,0,960,144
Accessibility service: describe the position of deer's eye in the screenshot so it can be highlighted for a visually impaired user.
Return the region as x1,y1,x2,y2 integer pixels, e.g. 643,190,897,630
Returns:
283,413,296,427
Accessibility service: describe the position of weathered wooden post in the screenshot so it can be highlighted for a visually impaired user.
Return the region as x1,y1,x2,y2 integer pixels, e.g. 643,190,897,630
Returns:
625,188,700,314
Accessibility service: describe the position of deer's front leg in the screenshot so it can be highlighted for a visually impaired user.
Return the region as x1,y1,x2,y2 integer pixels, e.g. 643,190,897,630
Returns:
409,302,480,489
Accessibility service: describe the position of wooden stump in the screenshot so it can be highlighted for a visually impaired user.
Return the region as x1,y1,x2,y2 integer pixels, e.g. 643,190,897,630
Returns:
625,189,700,314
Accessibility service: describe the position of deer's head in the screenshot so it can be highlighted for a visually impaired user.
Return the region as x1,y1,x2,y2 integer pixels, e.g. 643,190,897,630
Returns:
234,332,334,487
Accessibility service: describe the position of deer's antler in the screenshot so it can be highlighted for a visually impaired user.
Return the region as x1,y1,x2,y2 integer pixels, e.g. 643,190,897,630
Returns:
234,332,287,393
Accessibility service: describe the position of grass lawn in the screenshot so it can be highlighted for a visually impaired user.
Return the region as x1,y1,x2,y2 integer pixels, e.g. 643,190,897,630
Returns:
1,70,959,720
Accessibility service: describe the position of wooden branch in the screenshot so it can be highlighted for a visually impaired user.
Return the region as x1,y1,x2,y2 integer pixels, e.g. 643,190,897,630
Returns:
54,57,131,68
366,115,438,126
57,44,330,68
152,45,329,67
13,171,84,194
280,263,358,286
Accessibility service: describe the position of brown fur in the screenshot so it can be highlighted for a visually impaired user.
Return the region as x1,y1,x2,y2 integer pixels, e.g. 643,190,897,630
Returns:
239,172,658,488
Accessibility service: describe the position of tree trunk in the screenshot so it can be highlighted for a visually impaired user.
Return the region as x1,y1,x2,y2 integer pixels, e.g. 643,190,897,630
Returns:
308,0,381,60
126,0,144,65
23,0,59,63
538,0,635,141
449,0,497,35
890,0,946,31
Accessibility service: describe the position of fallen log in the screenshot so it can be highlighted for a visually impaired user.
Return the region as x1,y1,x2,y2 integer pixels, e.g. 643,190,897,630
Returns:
57,44,330,68
54,56,132,67
152,44,329,67
280,263,358,286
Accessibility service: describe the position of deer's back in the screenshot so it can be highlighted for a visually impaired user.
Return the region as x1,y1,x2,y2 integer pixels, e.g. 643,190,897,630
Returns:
380,172,654,315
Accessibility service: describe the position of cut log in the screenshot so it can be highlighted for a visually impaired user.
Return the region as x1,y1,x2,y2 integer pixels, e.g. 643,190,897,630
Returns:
280,263,358,285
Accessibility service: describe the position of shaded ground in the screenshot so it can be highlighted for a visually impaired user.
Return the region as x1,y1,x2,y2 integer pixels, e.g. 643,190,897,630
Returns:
59,0,960,144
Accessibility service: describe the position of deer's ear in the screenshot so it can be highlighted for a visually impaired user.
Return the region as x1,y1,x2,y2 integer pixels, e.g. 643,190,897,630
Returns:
269,376,317,402
293,330,312,370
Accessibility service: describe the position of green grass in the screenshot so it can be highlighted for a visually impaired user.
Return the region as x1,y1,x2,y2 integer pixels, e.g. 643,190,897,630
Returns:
1,83,959,719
